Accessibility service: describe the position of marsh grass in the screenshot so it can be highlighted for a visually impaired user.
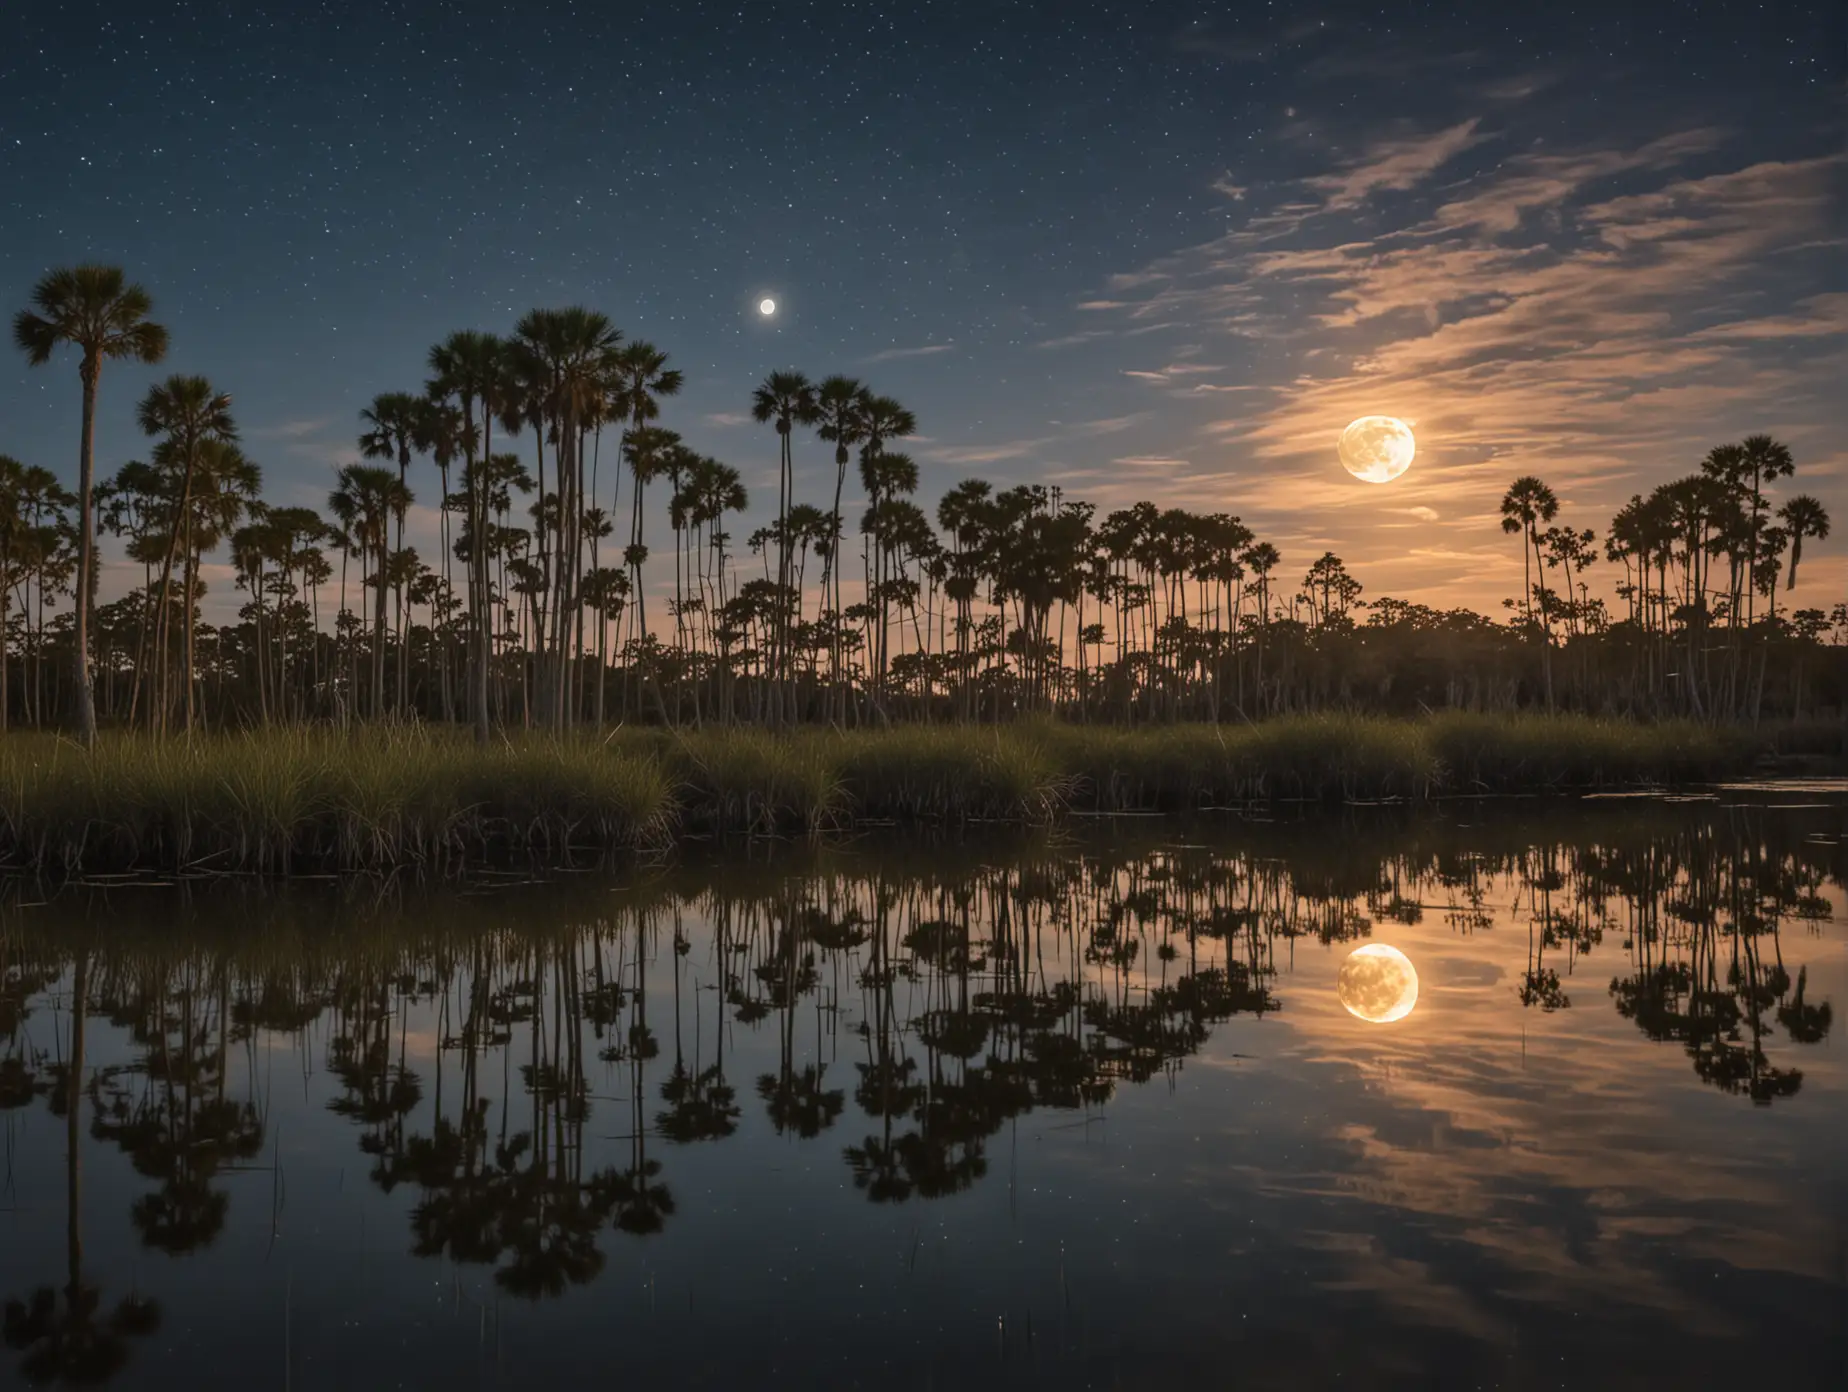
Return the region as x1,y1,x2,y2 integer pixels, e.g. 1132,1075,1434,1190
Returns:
0,728,675,874
0,714,1761,874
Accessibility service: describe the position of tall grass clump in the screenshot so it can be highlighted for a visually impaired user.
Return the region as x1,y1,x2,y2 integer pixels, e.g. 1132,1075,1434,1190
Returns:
1424,712,1755,789
1051,715,1438,808
0,729,674,875
838,725,1071,822
672,728,846,834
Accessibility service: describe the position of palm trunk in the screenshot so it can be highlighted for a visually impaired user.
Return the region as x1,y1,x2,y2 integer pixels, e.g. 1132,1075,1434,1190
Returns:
473,401,493,743
71,359,101,743
372,537,388,718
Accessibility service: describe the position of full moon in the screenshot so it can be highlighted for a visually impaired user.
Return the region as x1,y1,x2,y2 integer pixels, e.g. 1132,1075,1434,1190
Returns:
758,297,777,317
1337,943,1420,1023
1337,416,1415,484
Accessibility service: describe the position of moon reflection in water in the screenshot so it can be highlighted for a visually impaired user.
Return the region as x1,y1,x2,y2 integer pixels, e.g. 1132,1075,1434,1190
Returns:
1337,943,1420,1023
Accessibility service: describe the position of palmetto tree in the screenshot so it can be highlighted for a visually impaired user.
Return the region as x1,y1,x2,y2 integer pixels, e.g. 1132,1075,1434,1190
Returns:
427,330,508,740
136,375,236,731
1777,495,1829,591
510,309,624,725
13,266,169,742
751,371,819,719
1499,476,1559,631
1500,475,1560,708
174,437,262,727
813,376,867,705
359,391,426,711
852,393,918,710
331,463,412,717
1705,435,1795,622
620,426,679,663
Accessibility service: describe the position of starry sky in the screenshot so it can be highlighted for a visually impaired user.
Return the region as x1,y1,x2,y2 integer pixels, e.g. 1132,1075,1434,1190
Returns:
3,0,1843,615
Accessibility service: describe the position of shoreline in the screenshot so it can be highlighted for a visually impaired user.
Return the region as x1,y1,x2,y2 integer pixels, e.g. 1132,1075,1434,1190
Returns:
2,714,1839,877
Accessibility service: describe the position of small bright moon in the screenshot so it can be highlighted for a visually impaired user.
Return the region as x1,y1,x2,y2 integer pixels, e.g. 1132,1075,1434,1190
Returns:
758,297,777,317
1337,943,1420,1024
1338,416,1416,484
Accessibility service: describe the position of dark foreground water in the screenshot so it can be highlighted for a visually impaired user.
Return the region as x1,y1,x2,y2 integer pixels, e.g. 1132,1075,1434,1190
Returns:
2,788,1845,1391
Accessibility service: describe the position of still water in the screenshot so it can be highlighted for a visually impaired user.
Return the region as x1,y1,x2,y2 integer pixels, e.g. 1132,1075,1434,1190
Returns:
2,790,1844,1390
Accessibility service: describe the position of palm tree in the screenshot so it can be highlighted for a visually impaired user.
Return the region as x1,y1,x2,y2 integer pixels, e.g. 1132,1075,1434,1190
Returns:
330,464,412,717
1500,475,1560,709
813,376,867,708
510,309,625,726
358,392,425,712
1499,476,1559,630
852,394,918,712
13,267,170,743
136,376,237,731
750,371,819,720
546,310,623,726
1777,495,1829,591
427,330,508,741
620,425,679,715
1706,436,1795,623
175,438,262,729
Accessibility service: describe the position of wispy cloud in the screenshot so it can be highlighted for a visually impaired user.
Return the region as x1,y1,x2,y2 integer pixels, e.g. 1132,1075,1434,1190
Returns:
918,437,1053,466
250,417,332,440
1305,118,1489,212
1075,127,1846,603
862,342,956,364
1035,330,1112,350
704,411,751,427
1068,413,1146,436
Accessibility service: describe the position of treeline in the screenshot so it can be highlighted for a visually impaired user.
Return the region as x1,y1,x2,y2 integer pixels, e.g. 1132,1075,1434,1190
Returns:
7,265,1843,739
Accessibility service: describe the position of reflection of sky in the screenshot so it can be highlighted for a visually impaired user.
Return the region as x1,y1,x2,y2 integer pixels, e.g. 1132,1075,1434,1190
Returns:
0,829,1843,1386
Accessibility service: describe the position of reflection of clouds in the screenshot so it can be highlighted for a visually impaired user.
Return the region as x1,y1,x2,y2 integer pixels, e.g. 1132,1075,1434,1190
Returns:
1212,870,1848,1348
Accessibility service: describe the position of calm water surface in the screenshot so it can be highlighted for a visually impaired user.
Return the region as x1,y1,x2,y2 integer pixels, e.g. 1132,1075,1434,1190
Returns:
2,790,1844,1390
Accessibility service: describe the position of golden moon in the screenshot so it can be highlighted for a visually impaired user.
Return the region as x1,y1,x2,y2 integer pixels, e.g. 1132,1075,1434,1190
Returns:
1337,943,1420,1023
758,297,777,317
1337,416,1415,484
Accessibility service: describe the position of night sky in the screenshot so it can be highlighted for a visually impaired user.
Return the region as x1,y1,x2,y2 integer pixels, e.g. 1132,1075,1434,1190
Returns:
4,1,1843,613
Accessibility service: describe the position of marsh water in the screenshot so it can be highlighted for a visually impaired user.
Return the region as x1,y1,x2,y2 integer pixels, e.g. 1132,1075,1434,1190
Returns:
2,790,1844,1390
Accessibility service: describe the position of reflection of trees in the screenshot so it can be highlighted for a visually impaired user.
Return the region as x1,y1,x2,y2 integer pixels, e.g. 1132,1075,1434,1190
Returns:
87,957,265,1255
657,915,739,1144
0,947,58,1112
5,951,162,1386
1,797,1839,1325
1607,822,1830,1102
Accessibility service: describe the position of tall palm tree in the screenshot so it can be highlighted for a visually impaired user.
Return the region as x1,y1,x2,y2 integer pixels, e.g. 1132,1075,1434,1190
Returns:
750,372,818,719
1777,495,1829,591
13,266,170,743
330,464,412,717
1705,436,1795,623
544,309,622,725
359,392,425,712
428,330,508,741
1499,476,1559,631
509,309,625,725
136,376,236,731
606,343,683,720
852,394,918,714
175,438,262,730
813,376,867,705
